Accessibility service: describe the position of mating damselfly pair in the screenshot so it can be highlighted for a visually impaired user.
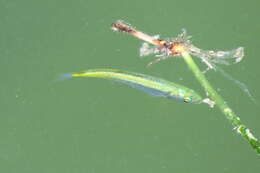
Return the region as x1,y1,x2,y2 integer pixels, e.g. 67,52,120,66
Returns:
111,20,254,102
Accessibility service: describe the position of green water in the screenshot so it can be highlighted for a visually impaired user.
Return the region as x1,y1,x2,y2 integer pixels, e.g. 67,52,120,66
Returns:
1,0,260,172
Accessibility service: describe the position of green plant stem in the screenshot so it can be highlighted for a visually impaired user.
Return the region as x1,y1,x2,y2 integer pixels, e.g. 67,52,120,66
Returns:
181,52,260,154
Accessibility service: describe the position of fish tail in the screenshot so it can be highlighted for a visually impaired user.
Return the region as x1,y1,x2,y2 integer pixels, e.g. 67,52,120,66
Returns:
58,72,74,81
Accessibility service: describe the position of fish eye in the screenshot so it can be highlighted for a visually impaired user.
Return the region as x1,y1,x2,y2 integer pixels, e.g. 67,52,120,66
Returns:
184,97,191,103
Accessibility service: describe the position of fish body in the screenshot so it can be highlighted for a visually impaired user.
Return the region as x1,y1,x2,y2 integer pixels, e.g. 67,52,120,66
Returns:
69,69,203,104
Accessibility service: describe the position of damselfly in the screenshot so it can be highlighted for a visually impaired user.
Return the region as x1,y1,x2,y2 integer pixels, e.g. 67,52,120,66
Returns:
111,20,254,102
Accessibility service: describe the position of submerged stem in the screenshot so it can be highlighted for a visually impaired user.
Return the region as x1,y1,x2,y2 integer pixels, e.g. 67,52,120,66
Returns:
181,52,260,154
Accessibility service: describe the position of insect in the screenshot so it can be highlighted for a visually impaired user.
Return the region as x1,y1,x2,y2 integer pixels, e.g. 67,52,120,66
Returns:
111,20,243,68
65,68,213,105
111,20,255,102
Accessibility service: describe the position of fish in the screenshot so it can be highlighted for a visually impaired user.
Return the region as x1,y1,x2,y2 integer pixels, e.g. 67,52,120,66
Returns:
63,69,208,105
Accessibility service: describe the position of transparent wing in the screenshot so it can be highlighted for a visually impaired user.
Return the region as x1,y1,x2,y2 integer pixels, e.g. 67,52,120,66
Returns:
188,45,254,102
189,46,244,68
139,35,161,57
139,42,160,56
204,47,244,65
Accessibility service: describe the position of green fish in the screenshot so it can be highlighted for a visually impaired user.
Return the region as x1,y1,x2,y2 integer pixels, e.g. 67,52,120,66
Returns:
64,69,207,104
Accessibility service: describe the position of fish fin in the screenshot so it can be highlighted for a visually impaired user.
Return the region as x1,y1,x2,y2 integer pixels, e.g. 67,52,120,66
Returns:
57,72,74,81
115,80,167,97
